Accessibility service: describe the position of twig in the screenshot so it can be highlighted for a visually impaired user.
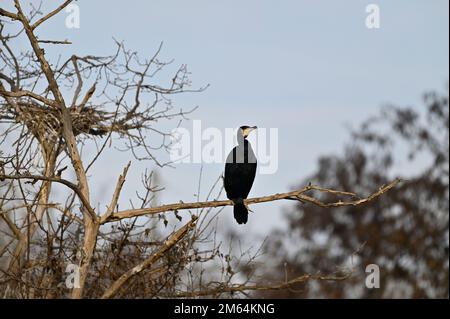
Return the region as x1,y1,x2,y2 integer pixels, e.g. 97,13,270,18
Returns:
0,174,96,221
101,216,197,299
37,39,72,45
31,0,73,30
100,161,131,222
168,272,351,297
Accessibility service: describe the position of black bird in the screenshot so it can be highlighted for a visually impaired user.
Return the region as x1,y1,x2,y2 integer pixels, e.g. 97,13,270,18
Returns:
224,126,257,224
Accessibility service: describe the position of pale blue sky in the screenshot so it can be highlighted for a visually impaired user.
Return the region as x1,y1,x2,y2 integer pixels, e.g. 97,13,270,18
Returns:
7,1,449,236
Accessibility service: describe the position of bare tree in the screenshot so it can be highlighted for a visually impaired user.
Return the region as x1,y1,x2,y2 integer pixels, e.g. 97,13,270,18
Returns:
0,1,397,298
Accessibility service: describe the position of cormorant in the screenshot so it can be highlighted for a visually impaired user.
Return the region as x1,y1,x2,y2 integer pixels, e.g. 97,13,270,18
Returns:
224,126,257,224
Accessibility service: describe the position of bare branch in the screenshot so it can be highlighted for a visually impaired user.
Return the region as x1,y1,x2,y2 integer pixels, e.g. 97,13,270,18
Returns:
37,39,72,45
104,179,402,223
101,161,131,222
0,8,19,20
101,216,198,299
30,0,73,30
168,272,351,298
0,174,97,221
0,89,58,107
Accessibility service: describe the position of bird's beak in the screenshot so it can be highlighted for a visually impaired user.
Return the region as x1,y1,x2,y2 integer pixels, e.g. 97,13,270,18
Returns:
243,126,257,138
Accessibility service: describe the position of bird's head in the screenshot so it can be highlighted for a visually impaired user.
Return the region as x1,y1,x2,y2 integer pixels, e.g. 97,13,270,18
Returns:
239,125,257,139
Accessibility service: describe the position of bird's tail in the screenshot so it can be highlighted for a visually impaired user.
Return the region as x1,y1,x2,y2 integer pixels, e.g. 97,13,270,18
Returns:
233,198,248,224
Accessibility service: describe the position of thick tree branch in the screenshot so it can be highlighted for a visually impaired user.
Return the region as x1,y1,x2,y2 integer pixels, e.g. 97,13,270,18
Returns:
0,8,19,20
13,0,96,298
102,179,401,223
1,173,400,226
0,89,58,107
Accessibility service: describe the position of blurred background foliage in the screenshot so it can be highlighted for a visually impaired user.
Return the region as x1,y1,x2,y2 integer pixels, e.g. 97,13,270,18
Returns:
255,87,449,298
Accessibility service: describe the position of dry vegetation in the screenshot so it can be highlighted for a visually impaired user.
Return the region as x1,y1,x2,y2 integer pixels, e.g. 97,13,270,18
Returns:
0,1,399,298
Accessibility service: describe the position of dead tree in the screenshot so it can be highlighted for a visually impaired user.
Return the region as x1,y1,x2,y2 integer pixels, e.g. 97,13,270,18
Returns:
0,1,398,298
